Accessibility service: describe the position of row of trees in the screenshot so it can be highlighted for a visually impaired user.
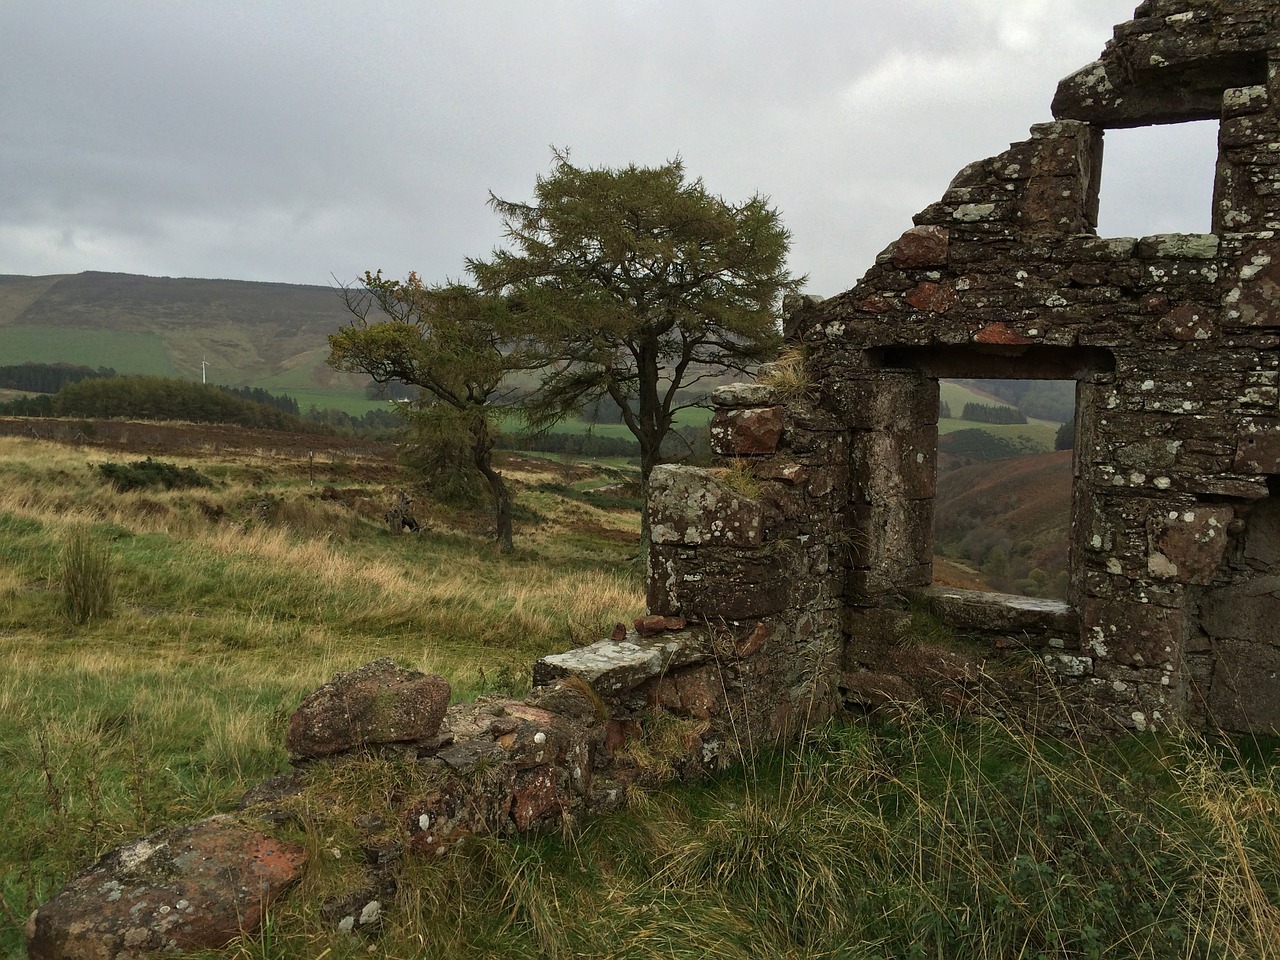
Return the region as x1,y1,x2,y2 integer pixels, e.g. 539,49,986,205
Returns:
329,151,799,553
0,377,413,437
4,376,317,432
0,362,115,393
960,402,1028,425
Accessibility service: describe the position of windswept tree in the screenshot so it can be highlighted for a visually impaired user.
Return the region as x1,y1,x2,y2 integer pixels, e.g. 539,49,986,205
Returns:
470,152,800,537
327,273,525,553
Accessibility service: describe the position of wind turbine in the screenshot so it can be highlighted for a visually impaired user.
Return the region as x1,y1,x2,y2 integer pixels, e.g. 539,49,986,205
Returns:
201,359,208,385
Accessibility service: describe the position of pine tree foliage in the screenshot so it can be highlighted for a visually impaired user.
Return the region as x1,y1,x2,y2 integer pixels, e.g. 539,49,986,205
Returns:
470,152,800,497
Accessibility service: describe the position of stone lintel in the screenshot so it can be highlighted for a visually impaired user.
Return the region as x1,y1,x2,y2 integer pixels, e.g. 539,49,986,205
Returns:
532,629,710,696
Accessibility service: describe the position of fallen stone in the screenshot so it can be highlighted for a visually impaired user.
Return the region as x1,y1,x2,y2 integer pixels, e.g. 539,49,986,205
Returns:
26,816,306,960
286,658,450,760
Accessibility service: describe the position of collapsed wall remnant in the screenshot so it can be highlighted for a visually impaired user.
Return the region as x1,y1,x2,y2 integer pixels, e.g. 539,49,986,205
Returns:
658,0,1280,735
28,3,1280,956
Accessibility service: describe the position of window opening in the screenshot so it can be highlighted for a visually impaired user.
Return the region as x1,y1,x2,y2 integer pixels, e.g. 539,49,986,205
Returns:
1095,121,1219,238
933,378,1075,600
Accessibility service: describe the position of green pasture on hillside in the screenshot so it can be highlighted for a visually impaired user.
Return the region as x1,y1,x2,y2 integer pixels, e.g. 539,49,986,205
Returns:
512,405,713,438
0,327,176,377
282,389,391,417
938,416,1060,451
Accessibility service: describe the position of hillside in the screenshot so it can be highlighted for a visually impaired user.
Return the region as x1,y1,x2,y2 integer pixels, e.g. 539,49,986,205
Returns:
0,271,368,405
933,447,1073,598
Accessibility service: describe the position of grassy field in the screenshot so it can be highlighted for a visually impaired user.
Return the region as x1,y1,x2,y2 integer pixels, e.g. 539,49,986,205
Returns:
938,415,1061,450
0,434,643,954
938,381,1063,451
5,426,1280,959
0,327,177,377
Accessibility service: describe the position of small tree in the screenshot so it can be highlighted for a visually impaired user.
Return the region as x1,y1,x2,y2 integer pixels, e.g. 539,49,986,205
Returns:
1055,418,1076,451
470,151,800,541
328,273,524,553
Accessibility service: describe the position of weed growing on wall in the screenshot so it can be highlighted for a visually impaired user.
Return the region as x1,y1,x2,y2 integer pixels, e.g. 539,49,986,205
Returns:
759,346,813,402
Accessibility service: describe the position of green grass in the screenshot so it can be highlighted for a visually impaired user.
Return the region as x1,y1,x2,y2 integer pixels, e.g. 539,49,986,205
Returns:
0,435,644,954
162,717,1280,959
275,388,390,417
0,326,176,376
7,431,1280,959
939,379,1005,415
939,416,1060,450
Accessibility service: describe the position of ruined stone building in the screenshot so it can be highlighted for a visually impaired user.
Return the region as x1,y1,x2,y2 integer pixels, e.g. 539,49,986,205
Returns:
653,0,1280,737
27,3,1280,955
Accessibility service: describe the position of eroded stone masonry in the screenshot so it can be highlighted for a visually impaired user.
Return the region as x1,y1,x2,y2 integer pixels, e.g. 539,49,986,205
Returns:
657,0,1280,737
26,3,1280,956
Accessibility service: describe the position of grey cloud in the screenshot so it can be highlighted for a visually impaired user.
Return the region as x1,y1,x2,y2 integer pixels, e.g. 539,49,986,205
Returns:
1,1,1193,296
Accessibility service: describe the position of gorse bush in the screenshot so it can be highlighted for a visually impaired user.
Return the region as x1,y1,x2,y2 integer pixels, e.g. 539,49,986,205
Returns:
59,529,115,625
98,458,213,493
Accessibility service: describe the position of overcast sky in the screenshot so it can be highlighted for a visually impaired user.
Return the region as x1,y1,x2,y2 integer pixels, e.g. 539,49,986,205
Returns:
0,1,1221,298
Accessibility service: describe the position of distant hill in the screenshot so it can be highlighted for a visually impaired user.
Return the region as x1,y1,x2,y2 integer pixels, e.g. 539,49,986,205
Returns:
933,448,1073,599
0,271,368,407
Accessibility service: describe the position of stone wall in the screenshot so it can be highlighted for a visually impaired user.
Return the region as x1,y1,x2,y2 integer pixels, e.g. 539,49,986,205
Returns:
653,0,1280,736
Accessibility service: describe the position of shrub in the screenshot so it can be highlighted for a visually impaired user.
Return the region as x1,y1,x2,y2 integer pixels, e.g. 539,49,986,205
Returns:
98,458,213,493
60,530,115,625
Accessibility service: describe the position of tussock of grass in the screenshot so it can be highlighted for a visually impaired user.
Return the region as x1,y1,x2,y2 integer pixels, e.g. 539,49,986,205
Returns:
59,528,115,624
758,346,813,402
714,459,761,500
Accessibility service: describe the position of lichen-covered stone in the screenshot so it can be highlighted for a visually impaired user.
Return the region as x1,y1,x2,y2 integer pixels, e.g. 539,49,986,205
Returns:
648,464,764,547
27,817,306,960
709,406,784,456
890,225,950,268
1146,505,1235,584
532,629,710,698
711,382,778,407
286,658,450,760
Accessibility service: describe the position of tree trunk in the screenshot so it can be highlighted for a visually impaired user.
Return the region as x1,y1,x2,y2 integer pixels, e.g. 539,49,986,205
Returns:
472,428,514,554
635,342,664,550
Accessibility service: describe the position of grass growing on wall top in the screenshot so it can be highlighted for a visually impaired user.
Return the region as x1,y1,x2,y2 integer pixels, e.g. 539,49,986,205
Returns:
190,718,1280,959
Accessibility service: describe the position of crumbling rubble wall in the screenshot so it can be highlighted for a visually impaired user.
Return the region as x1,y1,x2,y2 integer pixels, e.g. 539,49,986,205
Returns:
645,383,850,744
654,0,1280,736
